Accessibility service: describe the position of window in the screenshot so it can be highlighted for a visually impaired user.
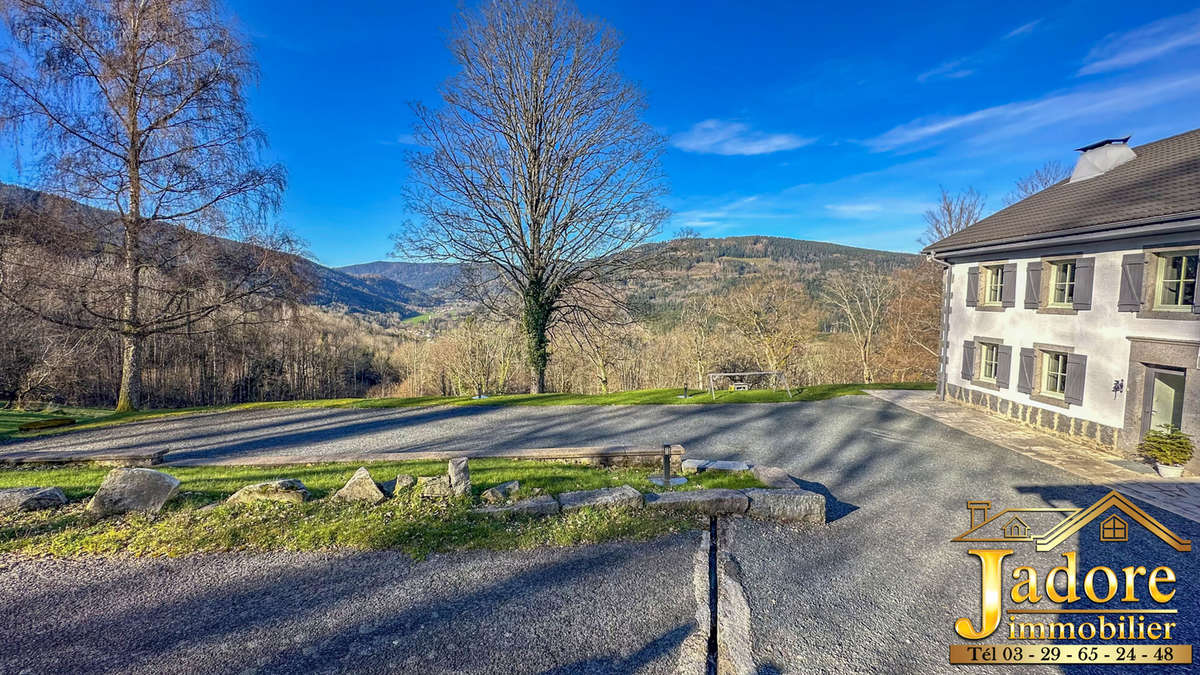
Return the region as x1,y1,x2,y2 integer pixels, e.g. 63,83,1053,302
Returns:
979,343,998,382
1100,515,1128,542
1051,260,1076,306
983,265,1005,305
1043,351,1068,397
1155,251,1197,309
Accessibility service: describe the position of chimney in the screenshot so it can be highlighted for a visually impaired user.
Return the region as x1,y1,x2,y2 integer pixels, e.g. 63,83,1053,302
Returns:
967,501,991,529
1069,136,1136,183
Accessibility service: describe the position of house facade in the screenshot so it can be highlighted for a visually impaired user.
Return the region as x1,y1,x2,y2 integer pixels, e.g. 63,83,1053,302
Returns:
925,130,1199,471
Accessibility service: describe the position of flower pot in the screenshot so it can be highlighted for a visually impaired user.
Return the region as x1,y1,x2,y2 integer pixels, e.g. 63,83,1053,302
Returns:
1154,463,1184,478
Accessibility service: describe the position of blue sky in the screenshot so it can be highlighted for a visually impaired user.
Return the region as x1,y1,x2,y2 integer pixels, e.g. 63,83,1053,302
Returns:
5,1,1200,266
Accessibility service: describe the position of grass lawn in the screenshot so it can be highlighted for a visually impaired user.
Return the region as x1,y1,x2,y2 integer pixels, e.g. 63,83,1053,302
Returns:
0,459,765,558
0,381,933,441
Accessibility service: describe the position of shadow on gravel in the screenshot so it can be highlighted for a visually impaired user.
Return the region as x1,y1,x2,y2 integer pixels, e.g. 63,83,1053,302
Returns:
541,624,692,674
784,477,858,523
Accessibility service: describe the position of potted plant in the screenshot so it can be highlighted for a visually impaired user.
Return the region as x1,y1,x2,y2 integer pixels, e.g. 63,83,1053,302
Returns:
1138,424,1195,478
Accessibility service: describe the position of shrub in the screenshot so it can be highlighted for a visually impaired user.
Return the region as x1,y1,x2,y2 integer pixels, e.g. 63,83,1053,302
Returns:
1138,425,1195,467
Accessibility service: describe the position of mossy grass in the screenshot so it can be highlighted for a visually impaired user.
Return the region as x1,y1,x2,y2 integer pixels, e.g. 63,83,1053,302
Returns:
1,381,934,441
0,459,764,558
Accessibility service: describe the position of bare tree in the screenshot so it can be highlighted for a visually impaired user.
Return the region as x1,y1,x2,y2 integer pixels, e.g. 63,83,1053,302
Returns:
1002,160,1069,206
823,271,896,384
397,0,668,393
0,0,301,410
712,281,818,375
919,186,986,247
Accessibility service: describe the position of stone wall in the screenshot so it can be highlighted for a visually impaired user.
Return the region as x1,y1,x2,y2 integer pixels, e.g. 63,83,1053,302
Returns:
945,383,1123,454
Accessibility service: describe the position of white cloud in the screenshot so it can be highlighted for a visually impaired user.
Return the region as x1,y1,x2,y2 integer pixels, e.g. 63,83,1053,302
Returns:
866,73,1200,152
672,119,814,156
1080,9,1200,75
917,58,975,83
825,202,883,217
1004,19,1042,39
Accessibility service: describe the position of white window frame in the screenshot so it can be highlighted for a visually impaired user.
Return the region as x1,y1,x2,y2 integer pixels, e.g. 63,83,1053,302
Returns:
1043,351,1068,398
983,265,1005,306
1154,250,1198,310
978,343,998,383
1050,260,1076,307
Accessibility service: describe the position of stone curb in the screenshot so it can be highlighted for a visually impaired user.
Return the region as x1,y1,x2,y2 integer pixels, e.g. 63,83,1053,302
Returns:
676,529,714,675
715,549,755,675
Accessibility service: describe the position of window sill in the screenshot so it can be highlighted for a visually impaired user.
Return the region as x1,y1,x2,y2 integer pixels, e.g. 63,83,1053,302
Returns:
971,379,1000,391
1135,308,1199,321
1030,392,1070,409
975,304,1007,312
1037,306,1078,316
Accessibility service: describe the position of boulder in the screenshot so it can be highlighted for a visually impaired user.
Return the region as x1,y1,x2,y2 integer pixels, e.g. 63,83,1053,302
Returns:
681,459,750,475
480,480,520,504
332,468,387,504
743,488,824,524
448,457,471,497
558,485,644,512
393,474,417,492
417,476,454,499
750,465,796,488
472,495,560,517
0,487,68,512
226,479,309,506
87,468,180,516
645,489,749,515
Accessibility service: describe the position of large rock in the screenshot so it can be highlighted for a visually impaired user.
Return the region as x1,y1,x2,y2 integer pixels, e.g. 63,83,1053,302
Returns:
332,467,387,504
417,476,454,499
681,458,750,475
472,495,560,517
645,488,748,515
480,480,519,504
743,488,824,524
393,474,416,493
87,468,180,516
558,485,644,512
0,487,68,512
750,465,796,488
226,479,309,506
447,457,471,497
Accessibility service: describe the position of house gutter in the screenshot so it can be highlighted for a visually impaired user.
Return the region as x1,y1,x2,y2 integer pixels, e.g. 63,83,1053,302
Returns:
924,213,1200,262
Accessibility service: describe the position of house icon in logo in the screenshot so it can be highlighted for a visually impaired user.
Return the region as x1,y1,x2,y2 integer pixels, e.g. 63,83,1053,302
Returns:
953,490,1192,552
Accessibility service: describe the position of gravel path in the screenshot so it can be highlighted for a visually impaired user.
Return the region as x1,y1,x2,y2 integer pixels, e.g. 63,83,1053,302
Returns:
0,534,698,675
2,396,920,465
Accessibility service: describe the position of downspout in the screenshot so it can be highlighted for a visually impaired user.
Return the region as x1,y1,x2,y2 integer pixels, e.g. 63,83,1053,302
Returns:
925,252,952,401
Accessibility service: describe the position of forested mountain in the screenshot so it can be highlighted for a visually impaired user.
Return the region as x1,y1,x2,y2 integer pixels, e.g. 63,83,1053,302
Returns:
340,235,920,320
0,184,427,318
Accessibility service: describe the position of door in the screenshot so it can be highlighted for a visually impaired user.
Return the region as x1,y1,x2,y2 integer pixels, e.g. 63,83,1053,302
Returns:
1143,368,1186,435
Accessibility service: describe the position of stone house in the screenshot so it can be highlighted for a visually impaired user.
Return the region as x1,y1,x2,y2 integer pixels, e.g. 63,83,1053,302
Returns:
924,130,1199,472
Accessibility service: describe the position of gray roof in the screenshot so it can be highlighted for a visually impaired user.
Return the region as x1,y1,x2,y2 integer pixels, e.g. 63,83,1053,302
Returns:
924,128,1200,254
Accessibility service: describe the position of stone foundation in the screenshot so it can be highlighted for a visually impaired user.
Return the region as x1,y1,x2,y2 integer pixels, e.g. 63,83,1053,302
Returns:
945,383,1123,453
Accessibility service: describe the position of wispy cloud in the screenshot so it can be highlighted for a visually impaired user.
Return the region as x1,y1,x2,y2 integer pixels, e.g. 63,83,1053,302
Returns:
1080,9,1200,75
378,133,419,147
825,202,883,216
1004,19,1042,39
672,119,814,156
866,73,1200,152
917,58,975,83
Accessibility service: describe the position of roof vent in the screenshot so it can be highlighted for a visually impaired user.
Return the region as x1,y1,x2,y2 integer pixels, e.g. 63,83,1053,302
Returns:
1069,136,1136,183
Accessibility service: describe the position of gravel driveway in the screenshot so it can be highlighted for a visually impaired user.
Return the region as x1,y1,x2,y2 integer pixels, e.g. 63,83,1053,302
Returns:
3,395,1197,673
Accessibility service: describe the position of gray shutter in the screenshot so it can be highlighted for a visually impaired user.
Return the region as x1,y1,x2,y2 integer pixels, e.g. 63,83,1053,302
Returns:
1024,263,1042,309
961,341,975,380
1064,354,1087,405
995,345,1012,389
1001,263,1017,307
1017,348,1035,394
1118,253,1144,312
965,266,979,308
1072,257,1095,310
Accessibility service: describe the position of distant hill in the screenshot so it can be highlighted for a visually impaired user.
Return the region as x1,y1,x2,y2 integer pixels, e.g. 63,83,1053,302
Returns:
337,235,921,321
0,184,428,319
